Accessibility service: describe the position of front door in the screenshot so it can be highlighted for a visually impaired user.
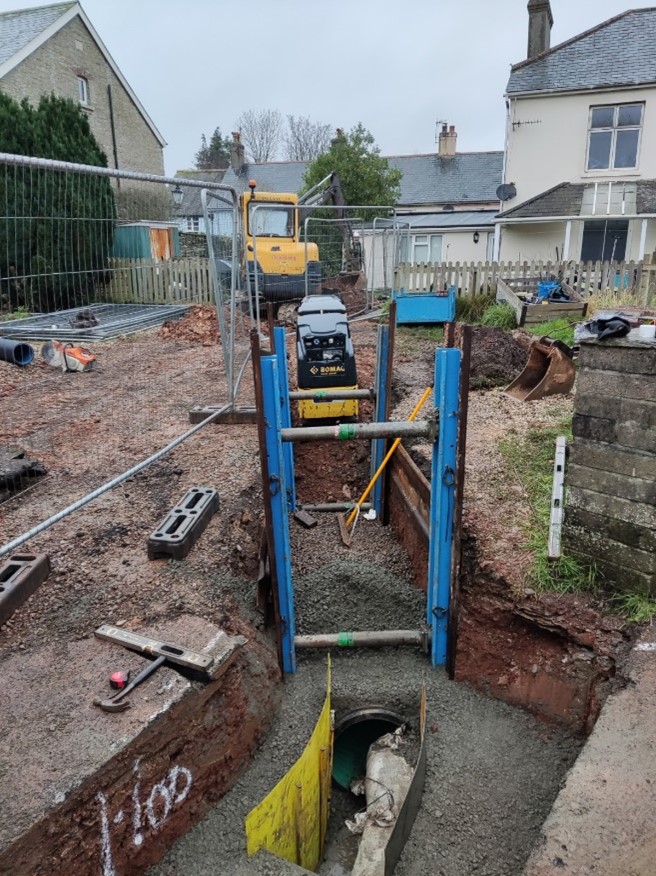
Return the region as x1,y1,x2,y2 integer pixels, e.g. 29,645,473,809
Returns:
581,219,628,262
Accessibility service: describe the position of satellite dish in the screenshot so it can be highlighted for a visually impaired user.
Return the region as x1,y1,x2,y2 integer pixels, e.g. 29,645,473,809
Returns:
496,183,517,202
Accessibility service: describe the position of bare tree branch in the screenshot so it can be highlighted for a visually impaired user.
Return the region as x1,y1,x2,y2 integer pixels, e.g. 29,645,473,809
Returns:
235,109,283,162
284,115,333,161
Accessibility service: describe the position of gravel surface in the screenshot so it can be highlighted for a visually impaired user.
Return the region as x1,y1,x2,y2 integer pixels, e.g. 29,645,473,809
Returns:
150,649,581,876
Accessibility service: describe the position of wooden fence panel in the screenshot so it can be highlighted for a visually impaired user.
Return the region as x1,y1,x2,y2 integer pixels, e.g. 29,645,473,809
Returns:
392,258,647,300
103,258,215,305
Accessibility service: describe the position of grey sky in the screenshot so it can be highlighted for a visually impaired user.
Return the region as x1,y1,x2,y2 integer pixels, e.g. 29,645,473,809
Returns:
2,0,654,174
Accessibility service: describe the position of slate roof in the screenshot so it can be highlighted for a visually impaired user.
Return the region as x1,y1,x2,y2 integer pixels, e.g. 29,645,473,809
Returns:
219,151,503,208
172,169,226,217
0,2,74,66
497,180,656,219
507,8,656,95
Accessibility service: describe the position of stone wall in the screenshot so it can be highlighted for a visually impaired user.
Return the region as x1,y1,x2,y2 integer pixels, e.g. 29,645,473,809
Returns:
179,232,208,258
0,16,165,176
564,333,656,594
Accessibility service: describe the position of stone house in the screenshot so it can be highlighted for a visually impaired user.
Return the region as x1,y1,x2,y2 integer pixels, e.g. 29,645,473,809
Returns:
0,1,165,176
496,1,656,265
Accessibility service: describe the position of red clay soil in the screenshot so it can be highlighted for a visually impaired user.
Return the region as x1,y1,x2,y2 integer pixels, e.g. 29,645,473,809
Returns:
158,305,223,345
455,533,634,734
291,321,377,506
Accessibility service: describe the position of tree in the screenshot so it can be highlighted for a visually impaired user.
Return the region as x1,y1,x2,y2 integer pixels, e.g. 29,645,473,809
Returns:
302,124,402,220
235,109,283,162
0,93,115,313
194,127,230,170
284,115,332,161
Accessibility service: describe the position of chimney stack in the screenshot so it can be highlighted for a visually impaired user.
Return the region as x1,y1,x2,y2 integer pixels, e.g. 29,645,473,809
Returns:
230,131,245,173
527,0,553,59
438,124,457,158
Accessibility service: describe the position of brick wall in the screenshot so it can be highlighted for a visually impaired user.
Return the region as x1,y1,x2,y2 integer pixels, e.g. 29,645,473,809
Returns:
0,16,165,176
564,334,656,594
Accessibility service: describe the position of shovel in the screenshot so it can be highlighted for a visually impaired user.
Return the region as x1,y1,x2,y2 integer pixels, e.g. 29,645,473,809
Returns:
337,386,432,547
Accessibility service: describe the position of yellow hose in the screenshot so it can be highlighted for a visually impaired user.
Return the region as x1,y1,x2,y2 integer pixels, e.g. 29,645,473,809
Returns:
345,386,432,529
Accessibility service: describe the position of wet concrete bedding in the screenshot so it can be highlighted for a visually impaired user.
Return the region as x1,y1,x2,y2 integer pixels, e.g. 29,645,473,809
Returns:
150,649,581,876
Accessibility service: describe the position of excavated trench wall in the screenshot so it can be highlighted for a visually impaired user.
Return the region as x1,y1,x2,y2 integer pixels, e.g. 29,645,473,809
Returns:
386,442,629,734
564,334,656,594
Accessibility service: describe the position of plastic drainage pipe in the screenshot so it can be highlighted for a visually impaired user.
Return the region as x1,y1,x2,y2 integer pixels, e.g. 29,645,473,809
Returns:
0,338,34,366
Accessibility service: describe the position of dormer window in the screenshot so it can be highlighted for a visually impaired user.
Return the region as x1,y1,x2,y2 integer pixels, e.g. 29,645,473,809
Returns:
77,75,89,106
586,103,643,171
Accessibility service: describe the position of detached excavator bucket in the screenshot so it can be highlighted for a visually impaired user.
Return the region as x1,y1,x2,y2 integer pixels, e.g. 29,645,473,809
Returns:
505,338,576,402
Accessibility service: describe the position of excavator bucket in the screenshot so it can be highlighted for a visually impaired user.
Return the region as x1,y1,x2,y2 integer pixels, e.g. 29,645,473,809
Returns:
505,337,576,402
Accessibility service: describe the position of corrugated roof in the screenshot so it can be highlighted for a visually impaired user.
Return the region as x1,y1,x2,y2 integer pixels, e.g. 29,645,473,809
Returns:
0,2,74,66
507,8,656,95
219,150,503,208
398,210,497,229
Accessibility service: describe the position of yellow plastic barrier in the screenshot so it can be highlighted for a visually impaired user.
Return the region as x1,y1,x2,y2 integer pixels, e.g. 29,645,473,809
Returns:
244,661,333,871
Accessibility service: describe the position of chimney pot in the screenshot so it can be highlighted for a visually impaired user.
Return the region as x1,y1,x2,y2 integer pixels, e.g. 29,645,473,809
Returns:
438,123,457,158
230,132,245,173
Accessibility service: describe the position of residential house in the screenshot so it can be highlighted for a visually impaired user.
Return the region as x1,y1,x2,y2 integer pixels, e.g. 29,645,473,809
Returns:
176,129,503,286
496,1,656,265
0,1,166,176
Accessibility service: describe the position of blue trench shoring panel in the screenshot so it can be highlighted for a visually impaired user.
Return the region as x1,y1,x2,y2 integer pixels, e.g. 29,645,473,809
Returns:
273,326,296,512
427,348,461,666
262,345,461,673
371,323,390,516
261,355,296,673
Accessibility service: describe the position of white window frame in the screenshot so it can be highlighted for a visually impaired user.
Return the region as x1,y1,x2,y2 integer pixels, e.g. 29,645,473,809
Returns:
184,216,200,232
77,75,90,106
410,233,443,263
585,103,643,173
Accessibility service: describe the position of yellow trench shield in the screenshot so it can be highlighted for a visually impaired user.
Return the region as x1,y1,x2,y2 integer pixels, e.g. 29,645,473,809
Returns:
244,661,333,871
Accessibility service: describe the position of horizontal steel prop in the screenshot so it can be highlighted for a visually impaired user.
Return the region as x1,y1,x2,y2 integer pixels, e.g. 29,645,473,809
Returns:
294,629,429,650
281,418,436,443
300,502,373,513
289,389,374,401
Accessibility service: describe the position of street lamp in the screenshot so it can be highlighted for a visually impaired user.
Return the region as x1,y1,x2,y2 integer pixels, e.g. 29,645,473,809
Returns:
171,185,184,206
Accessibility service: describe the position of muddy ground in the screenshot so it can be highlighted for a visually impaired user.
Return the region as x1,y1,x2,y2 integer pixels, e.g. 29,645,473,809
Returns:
0,308,634,874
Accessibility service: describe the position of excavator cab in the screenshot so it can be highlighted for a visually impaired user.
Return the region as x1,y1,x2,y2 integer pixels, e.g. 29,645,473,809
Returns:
296,294,358,422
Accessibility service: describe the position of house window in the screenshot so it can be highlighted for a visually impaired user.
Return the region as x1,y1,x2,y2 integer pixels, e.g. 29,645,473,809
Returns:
586,103,643,171
406,233,442,262
184,216,200,232
77,76,89,106
581,219,628,262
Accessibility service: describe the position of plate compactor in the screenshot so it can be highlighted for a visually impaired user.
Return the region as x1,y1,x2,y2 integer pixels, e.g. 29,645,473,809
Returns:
296,294,358,422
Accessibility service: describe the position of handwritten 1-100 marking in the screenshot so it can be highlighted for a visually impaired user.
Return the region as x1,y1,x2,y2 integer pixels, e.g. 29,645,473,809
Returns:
97,759,193,876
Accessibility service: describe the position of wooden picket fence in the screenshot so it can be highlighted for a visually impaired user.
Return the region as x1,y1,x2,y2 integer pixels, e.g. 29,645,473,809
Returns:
394,259,650,302
102,256,653,307
104,257,214,305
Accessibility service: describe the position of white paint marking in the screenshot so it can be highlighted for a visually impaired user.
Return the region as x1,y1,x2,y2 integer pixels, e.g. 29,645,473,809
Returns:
635,642,656,651
146,780,172,829
168,765,193,805
113,809,124,825
202,631,225,653
132,759,144,847
97,791,117,876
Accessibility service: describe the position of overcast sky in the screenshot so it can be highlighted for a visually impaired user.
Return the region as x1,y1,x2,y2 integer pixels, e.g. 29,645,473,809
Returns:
3,0,655,174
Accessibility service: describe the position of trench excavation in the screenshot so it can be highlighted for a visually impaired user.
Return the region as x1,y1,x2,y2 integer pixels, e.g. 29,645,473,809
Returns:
0,315,635,876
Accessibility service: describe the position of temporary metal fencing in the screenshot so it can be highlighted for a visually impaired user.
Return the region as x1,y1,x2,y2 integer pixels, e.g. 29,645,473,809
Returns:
247,202,406,316
0,152,242,553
